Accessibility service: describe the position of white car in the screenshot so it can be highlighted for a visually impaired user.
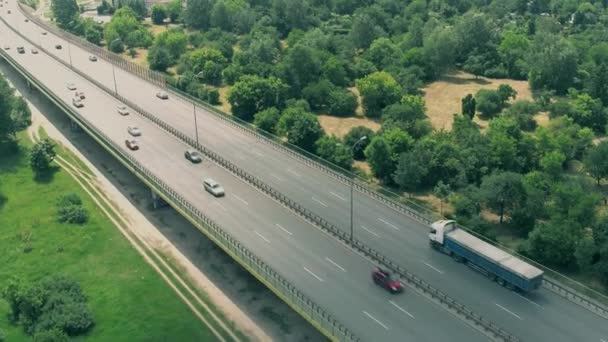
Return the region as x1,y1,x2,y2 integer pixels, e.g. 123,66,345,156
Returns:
31,48,38,54
127,126,141,136
72,97,84,108
89,55,97,62
117,105,129,116
156,91,169,100
66,83,77,90
203,178,225,197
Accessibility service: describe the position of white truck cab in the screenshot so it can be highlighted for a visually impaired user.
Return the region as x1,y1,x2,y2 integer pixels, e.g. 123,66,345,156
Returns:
429,220,457,245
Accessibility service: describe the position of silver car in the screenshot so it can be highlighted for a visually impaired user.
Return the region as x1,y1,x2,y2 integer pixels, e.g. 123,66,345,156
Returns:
203,178,224,197
127,126,141,136
72,97,84,108
156,91,169,100
66,82,77,90
117,105,129,116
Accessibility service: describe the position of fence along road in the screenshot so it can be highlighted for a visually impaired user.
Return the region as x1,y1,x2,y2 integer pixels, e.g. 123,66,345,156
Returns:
9,3,608,341
0,11,497,342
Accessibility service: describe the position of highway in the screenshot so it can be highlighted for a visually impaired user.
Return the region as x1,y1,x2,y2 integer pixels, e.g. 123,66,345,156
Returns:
0,9,489,342
3,2,608,340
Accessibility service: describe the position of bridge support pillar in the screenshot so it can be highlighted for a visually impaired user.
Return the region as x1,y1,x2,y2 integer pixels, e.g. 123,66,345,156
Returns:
150,189,167,209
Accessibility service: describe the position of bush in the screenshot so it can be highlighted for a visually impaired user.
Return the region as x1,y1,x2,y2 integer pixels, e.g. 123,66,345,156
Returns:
151,4,167,25
56,194,88,225
254,107,281,134
328,89,357,117
30,139,56,173
108,39,125,53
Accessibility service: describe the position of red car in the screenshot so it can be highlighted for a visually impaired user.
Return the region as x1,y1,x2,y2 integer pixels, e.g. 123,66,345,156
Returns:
372,267,403,293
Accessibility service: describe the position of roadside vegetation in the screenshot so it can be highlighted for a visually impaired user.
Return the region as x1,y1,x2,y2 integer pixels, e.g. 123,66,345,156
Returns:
0,75,217,341
44,0,608,293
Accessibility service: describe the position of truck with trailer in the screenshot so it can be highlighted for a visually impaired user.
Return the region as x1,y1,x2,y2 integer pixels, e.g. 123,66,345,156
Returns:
429,220,544,292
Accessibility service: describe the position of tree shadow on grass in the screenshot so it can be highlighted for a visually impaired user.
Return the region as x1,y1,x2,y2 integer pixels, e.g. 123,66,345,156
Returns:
0,140,23,174
0,193,7,212
33,165,60,184
441,74,492,86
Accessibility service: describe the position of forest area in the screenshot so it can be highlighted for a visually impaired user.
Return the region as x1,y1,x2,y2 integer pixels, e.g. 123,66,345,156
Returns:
49,0,608,292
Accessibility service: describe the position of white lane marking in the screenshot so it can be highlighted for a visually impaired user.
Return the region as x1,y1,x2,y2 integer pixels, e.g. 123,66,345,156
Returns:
270,173,284,181
312,197,328,207
287,168,301,177
361,225,380,237
363,311,389,330
378,218,400,230
329,191,347,201
252,150,264,157
514,293,543,308
423,261,444,274
254,231,270,244
275,223,293,236
303,266,324,282
215,202,227,212
233,194,249,206
494,303,523,320
325,257,346,272
389,300,415,318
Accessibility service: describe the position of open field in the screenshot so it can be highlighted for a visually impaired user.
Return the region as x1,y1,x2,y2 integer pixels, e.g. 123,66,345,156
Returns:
0,137,216,342
423,71,534,131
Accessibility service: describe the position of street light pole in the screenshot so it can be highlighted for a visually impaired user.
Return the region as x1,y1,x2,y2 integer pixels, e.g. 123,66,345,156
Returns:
112,64,118,95
193,102,199,145
67,43,73,67
349,136,367,243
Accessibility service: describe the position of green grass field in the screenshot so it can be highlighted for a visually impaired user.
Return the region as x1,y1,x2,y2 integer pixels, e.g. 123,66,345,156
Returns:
0,137,217,341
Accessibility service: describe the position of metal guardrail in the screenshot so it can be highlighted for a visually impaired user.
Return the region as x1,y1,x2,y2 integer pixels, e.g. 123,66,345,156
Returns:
6,9,521,341
18,4,165,87
0,40,360,342
16,0,608,328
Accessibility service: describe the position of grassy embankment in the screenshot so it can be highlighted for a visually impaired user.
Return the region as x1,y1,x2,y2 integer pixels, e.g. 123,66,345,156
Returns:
0,134,217,341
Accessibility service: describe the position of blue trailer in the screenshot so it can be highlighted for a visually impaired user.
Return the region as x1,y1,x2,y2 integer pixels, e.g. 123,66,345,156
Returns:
429,220,543,292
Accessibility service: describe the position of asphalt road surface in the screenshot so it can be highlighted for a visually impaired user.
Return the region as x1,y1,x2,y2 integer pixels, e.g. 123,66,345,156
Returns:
3,3,608,341
0,12,490,342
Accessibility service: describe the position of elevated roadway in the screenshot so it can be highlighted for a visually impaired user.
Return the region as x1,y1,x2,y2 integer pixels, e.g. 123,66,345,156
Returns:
3,3,608,340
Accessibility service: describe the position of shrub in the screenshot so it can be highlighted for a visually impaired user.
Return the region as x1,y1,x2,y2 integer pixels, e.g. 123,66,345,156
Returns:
328,89,357,117
56,194,88,225
108,39,125,53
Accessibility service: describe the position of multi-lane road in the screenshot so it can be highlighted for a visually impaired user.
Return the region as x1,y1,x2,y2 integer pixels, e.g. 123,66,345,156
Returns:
2,2,608,340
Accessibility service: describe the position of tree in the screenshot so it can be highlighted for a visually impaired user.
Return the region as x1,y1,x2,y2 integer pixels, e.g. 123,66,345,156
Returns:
51,0,79,28
527,34,578,95
228,76,288,122
253,107,281,134
526,220,581,268
503,100,538,131
302,80,335,111
184,0,213,29
103,7,141,44
147,46,171,72
108,39,125,53
584,141,608,185
166,0,181,22
549,180,600,227
33,329,69,342
434,181,451,215
210,0,232,31
461,94,476,119
356,71,402,118
315,136,353,170
276,108,324,152
393,150,429,192
540,150,565,179
10,96,31,131
151,4,167,25
30,139,56,173
328,89,357,117
478,171,526,224
498,30,530,79
154,29,188,62
475,89,503,118
344,126,374,160
120,0,146,20
463,54,485,79
181,48,227,85
0,76,16,143
365,136,395,183
56,194,88,225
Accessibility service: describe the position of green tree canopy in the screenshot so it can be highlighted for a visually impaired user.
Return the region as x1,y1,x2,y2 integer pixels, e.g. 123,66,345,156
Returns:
228,75,288,121
356,71,402,118
478,171,526,224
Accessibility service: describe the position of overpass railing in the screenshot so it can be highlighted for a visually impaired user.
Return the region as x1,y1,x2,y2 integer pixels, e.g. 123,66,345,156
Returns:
0,24,360,342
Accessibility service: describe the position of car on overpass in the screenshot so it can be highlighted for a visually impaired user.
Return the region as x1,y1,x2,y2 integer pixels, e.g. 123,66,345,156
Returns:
3,45,9,50
74,91,85,99
72,97,84,108
17,46,24,54
66,83,76,90
31,48,38,54
55,44,62,50
184,149,202,163
89,55,97,62
372,267,403,293
203,178,225,197
127,126,142,137
156,91,169,100
117,105,129,116
125,139,139,151
41,31,47,35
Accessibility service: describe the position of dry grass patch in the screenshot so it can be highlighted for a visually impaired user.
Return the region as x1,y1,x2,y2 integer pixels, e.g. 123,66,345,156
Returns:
147,23,170,36
318,115,381,139
535,111,550,128
122,48,148,67
354,160,372,176
214,86,232,113
423,71,532,131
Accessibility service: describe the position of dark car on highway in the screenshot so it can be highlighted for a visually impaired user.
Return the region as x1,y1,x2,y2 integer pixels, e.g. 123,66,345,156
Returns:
184,149,202,163
372,267,403,294
125,139,139,151
55,44,62,50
